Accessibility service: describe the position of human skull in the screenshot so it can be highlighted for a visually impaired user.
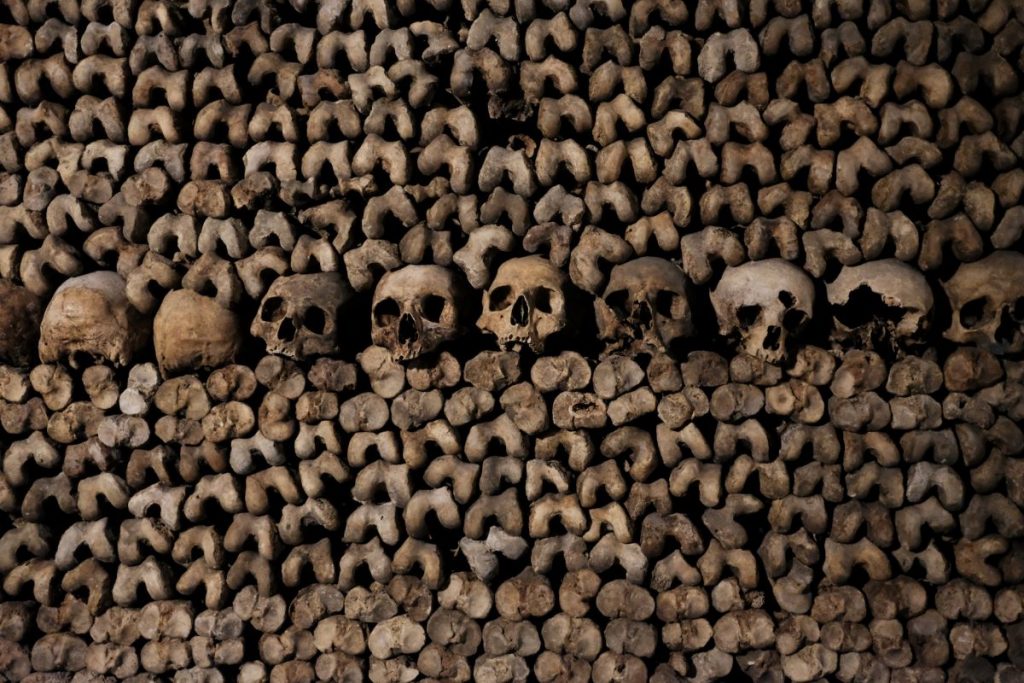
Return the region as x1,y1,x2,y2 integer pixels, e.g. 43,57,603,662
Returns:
594,257,694,356
155,290,243,376
943,250,1024,354
251,273,352,359
711,259,814,363
372,265,467,361
0,280,42,366
478,256,570,353
38,271,150,368
827,259,933,353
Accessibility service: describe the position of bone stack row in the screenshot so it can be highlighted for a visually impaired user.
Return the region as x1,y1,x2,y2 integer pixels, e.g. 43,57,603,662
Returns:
0,0,1023,682
1,344,1022,683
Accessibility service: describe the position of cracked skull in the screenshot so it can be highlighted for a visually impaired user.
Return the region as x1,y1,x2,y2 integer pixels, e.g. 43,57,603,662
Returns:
478,256,570,353
38,271,150,368
711,259,815,363
251,273,351,359
372,265,467,361
827,259,934,353
943,250,1024,354
594,257,694,356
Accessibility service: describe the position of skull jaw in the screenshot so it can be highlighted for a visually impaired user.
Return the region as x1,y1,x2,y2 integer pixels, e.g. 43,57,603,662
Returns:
491,331,542,354
946,314,1024,355
741,326,787,364
834,314,929,358
482,318,551,353
597,300,689,358
377,314,454,361
259,319,340,360
479,306,565,354
615,320,671,357
48,344,132,369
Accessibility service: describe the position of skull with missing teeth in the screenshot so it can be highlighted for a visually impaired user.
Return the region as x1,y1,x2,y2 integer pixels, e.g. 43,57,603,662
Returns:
594,257,694,356
943,250,1024,354
251,273,351,359
478,256,570,353
827,259,933,353
711,259,814,363
372,265,466,360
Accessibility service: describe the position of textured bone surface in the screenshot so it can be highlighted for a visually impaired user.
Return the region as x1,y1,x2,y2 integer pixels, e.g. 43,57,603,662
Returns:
0,1,1020,681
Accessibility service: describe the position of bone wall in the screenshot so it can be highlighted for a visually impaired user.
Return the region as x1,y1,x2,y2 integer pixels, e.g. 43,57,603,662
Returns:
0,0,1022,682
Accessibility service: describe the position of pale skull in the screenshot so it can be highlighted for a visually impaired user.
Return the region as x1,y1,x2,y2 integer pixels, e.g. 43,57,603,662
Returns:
251,273,351,359
943,250,1024,354
827,259,933,353
711,259,814,363
38,271,149,368
372,265,466,361
154,289,243,376
594,257,694,356
478,256,569,353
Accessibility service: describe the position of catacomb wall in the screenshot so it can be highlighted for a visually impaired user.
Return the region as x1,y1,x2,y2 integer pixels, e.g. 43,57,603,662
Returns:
0,0,1022,681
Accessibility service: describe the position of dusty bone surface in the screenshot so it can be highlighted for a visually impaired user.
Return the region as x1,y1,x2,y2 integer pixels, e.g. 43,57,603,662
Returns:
0,0,1022,681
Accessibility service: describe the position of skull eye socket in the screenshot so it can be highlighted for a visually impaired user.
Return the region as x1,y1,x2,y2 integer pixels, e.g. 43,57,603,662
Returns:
959,297,990,329
374,298,400,325
535,288,553,314
260,297,286,323
737,305,761,328
422,295,447,323
303,306,327,334
489,286,514,311
605,290,629,318
1012,298,1024,323
655,290,680,317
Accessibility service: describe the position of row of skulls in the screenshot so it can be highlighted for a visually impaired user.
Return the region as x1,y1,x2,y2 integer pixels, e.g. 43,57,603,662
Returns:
18,248,1024,375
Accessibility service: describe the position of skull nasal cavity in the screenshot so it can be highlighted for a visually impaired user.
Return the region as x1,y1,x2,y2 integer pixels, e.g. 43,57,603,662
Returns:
277,318,295,341
399,313,418,343
511,296,529,327
636,299,653,325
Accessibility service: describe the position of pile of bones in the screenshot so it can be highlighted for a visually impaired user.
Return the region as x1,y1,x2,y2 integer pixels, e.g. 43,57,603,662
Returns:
0,0,1023,681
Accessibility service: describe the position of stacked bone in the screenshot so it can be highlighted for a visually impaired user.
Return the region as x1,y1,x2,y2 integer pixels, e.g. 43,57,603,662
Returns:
0,0,1023,681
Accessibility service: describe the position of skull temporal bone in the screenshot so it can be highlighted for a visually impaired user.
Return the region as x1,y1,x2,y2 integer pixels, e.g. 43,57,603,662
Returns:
372,265,467,361
478,256,569,353
711,259,815,363
251,273,352,359
594,257,695,356
943,250,1024,354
